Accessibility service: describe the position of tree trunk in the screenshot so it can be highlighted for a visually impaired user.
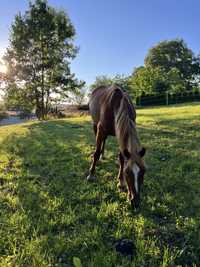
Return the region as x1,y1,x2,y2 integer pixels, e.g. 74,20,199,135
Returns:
40,33,46,120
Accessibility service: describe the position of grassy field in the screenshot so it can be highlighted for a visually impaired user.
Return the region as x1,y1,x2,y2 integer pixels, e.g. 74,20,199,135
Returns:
0,103,200,267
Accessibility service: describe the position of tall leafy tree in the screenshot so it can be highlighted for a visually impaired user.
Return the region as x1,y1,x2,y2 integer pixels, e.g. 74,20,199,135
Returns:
3,0,83,119
145,39,200,89
130,66,166,96
130,66,185,97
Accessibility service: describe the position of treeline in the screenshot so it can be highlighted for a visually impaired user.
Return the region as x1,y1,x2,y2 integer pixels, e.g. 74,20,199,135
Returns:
90,39,200,101
1,0,200,119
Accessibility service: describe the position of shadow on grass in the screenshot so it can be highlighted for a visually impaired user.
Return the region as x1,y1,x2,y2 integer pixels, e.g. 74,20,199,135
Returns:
0,119,122,266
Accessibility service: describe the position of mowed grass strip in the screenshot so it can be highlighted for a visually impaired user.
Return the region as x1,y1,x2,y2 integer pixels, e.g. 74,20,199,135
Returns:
0,103,200,267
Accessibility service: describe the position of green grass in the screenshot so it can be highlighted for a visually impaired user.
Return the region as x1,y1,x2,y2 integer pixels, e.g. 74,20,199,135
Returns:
0,103,200,267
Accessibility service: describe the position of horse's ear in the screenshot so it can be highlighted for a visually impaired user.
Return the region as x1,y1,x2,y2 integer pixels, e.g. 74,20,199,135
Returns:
139,147,146,157
124,149,131,159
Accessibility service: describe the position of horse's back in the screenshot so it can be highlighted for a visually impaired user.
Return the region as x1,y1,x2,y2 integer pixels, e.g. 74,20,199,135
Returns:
89,86,110,125
89,85,136,135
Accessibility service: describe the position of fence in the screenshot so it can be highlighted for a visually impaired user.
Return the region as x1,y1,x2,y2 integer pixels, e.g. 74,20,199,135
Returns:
136,90,200,107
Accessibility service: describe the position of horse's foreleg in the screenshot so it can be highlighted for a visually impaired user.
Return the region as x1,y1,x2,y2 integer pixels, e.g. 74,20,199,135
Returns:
87,123,104,181
93,124,106,160
100,137,106,160
117,152,127,192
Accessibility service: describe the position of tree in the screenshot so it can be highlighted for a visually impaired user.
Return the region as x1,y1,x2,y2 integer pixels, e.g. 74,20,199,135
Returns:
0,60,7,84
166,67,186,93
0,73,6,84
112,75,133,96
3,0,82,119
130,66,166,96
90,75,113,91
130,65,186,97
129,39,200,97
145,39,200,89
68,86,87,105
90,74,133,97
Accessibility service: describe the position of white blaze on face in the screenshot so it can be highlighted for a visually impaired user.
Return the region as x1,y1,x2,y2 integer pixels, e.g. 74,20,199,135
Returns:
132,163,140,193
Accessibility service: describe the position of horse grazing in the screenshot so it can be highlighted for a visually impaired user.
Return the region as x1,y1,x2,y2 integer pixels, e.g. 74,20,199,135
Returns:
87,85,146,208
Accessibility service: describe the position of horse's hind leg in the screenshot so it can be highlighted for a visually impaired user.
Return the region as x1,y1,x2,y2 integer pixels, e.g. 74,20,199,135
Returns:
87,123,104,181
117,152,127,192
93,124,97,136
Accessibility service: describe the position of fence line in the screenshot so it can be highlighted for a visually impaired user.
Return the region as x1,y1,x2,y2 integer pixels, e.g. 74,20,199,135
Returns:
136,90,200,106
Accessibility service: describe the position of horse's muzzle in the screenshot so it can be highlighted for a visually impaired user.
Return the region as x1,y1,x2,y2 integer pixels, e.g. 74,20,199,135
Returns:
131,194,140,209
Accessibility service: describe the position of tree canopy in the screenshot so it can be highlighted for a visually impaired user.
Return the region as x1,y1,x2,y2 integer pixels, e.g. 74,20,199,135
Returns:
129,39,200,97
130,65,185,96
3,0,84,119
145,39,199,87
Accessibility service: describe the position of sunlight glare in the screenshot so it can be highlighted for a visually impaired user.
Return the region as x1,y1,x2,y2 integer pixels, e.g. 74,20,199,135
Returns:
0,63,7,74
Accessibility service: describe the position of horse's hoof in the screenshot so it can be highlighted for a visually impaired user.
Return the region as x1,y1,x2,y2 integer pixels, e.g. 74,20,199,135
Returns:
117,184,128,193
131,198,140,211
87,174,97,182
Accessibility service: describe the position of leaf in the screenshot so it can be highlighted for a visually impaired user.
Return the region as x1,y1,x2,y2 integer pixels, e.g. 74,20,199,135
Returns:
73,257,82,267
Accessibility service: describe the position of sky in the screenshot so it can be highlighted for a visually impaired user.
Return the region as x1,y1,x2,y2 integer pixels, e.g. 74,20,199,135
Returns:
0,0,200,85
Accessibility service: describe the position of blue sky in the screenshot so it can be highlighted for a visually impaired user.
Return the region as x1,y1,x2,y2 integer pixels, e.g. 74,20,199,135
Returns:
0,0,200,85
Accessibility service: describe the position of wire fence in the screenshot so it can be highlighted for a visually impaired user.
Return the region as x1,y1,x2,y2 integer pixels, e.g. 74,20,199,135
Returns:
136,90,200,106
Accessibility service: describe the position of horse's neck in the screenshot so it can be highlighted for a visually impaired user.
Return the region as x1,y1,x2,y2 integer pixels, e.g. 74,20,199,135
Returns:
126,121,140,153
115,110,139,153
114,95,140,154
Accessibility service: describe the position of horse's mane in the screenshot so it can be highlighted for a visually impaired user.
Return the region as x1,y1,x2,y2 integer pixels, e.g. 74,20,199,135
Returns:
113,87,141,154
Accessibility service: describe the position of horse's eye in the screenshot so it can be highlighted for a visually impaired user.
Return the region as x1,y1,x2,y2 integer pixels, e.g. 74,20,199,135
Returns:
139,147,146,157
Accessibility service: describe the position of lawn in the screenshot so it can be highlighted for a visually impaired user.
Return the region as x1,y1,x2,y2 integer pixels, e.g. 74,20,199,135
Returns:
0,103,200,267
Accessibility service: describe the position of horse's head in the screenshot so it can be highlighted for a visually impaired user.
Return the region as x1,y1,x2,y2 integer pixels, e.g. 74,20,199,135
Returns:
123,147,146,209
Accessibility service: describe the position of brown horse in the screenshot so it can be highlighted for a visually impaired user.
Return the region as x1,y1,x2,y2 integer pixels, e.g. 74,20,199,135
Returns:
87,85,146,208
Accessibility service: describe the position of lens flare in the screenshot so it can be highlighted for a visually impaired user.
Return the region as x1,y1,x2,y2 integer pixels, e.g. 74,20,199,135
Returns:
0,64,7,74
